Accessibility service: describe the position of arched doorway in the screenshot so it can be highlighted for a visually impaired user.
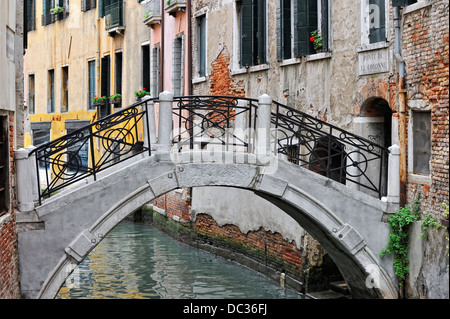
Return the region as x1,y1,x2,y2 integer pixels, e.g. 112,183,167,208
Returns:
353,97,392,196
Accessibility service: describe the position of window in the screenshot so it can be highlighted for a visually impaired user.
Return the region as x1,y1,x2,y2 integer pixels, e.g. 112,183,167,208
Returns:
48,69,55,113
151,44,161,98
277,0,293,60
115,52,123,107
66,123,90,173
82,0,96,12
31,122,51,169
61,66,69,113
392,0,417,6
142,45,150,91
26,0,36,31
88,60,96,109
28,74,36,114
196,14,207,78
239,0,267,67
0,117,9,216
172,34,184,96
412,111,431,175
42,0,55,26
362,0,387,45
100,55,110,118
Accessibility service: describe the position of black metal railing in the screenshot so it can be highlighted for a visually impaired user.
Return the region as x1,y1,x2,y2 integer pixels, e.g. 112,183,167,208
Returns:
30,99,153,204
30,95,388,204
172,96,259,152
105,1,124,30
272,101,388,198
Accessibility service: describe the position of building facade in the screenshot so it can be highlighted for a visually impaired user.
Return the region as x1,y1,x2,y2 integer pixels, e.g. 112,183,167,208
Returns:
22,0,448,298
189,0,448,298
1,0,24,299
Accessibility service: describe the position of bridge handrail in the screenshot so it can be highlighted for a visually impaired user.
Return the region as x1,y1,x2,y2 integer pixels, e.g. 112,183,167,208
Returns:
28,94,389,205
30,97,156,204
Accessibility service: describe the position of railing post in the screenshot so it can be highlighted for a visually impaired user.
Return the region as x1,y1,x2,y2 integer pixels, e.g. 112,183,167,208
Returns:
234,99,248,153
26,145,39,202
157,91,174,156
143,96,157,152
14,148,35,212
256,94,272,164
386,144,400,204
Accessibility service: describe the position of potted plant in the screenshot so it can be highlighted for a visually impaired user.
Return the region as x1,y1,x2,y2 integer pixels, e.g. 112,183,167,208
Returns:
110,93,122,106
135,88,151,101
92,96,108,107
310,30,323,52
51,6,65,20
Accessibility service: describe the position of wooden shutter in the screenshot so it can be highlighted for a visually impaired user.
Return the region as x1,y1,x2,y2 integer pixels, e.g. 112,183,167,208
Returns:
276,0,282,61
321,0,328,51
294,0,308,57
256,0,266,65
240,0,254,67
369,0,386,43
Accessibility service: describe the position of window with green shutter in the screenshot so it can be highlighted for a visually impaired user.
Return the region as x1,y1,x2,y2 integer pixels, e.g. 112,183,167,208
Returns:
240,0,267,68
277,0,328,59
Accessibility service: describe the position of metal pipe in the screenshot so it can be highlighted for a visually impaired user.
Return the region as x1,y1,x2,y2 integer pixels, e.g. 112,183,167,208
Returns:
394,5,407,299
394,7,407,210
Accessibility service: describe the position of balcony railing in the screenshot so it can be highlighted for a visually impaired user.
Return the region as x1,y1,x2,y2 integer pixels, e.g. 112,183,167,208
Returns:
164,0,186,16
143,0,162,27
105,1,124,31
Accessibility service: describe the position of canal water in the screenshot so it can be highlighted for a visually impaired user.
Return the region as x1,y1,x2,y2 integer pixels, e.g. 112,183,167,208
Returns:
57,221,306,299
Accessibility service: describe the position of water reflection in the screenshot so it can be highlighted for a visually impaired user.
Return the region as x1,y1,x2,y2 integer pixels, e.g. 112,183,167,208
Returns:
57,221,305,299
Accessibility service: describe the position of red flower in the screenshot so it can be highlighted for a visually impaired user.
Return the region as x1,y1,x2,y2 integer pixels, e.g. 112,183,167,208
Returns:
310,36,315,42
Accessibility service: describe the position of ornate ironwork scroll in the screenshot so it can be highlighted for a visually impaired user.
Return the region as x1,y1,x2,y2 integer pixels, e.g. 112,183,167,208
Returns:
31,99,153,204
272,101,388,198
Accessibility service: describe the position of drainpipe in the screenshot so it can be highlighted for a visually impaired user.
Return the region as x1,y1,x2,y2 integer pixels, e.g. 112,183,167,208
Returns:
160,0,165,91
394,6,407,299
187,0,192,96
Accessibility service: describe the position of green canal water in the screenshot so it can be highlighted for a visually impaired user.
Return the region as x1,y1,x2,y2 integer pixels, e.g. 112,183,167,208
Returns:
57,221,307,299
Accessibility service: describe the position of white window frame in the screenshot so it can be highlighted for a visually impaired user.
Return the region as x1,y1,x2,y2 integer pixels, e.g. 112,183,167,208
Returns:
360,0,389,48
407,100,432,185
193,8,208,83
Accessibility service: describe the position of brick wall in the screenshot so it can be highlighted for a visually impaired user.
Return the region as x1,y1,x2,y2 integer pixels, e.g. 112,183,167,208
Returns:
194,213,303,282
403,1,449,216
152,189,191,222
0,113,20,299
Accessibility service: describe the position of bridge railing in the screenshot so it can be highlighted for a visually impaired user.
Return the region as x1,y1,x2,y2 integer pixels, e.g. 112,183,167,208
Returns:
272,102,389,198
171,96,259,153
16,92,394,210
28,98,154,205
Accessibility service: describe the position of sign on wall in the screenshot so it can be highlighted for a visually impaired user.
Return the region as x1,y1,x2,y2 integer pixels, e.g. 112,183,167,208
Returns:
358,48,389,76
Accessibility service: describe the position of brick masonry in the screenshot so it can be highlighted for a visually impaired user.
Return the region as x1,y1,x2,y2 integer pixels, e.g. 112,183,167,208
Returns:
403,1,449,217
0,113,20,299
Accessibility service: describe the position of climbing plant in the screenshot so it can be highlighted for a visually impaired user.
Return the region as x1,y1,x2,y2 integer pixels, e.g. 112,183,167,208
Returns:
380,194,422,285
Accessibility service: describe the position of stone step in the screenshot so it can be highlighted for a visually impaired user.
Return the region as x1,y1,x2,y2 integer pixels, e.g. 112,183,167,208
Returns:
329,281,350,295
307,289,350,299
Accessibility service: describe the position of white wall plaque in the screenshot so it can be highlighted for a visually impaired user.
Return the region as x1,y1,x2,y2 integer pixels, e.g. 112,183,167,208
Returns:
358,48,389,76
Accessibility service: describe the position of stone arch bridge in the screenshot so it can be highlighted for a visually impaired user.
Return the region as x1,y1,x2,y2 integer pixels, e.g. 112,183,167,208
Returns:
15,93,401,299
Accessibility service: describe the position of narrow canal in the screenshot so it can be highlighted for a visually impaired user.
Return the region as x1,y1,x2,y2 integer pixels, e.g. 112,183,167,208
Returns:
57,221,307,299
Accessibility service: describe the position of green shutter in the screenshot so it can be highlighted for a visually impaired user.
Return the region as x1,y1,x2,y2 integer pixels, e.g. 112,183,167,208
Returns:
256,0,266,64
276,0,282,61
392,0,417,6
240,0,253,67
99,0,104,17
321,0,328,51
294,0,308,57
369,0,385,43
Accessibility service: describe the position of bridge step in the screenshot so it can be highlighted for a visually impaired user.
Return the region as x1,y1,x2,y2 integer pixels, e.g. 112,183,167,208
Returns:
306,281,351,299
329,281,350,295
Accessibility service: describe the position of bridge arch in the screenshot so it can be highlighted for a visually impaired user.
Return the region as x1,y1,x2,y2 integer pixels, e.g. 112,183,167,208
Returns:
23,152,397,299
